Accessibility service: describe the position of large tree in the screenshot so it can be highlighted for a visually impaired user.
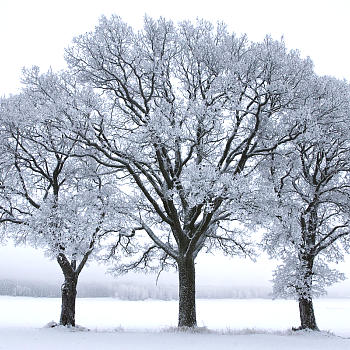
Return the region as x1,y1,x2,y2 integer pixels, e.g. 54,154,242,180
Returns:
263,76,350,330
0,73,129,326
63,16,315,327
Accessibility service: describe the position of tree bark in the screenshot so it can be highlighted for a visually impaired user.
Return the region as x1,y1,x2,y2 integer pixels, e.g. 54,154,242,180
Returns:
297,254,319,330
178,256,197,328
298,297,318,330
60,274,78,327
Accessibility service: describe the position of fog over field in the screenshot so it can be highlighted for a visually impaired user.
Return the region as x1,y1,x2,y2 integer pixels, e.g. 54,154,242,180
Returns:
1,245,349,299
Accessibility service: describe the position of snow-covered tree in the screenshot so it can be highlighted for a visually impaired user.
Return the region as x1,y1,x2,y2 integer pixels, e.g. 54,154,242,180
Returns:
0,73,132,327
263,76,350,330
64,15,315,327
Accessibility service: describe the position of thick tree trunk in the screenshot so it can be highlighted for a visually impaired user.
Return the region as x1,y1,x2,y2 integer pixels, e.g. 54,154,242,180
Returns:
57,252,91,327
60,274,78,327
178,257,197,328
296,253,318,330
298,297,318,330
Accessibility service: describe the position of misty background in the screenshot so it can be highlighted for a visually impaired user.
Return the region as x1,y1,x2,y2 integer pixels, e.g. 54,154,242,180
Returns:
0,243,349,299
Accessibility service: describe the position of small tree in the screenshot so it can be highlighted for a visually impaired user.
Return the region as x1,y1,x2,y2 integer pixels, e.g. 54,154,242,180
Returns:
0,75,129,326
65,16,314,327
263,76,350,330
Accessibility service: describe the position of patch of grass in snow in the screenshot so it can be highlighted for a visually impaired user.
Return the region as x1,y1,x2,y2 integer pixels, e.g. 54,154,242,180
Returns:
111,326,125,333
161,326,215,334
219,328,294,336
161,326,336,337
161,326,293,336
81,326,126,333
222,328,338,337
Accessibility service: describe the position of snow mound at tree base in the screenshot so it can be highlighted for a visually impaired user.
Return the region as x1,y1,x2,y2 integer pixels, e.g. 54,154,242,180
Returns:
43,321,90,332
291,328,335,336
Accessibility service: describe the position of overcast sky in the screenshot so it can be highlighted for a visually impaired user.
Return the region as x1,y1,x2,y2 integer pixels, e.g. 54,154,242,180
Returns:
1,0,350,97
0,0,350,292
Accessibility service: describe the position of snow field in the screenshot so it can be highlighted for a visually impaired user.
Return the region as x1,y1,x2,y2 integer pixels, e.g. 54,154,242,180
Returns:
1,297,349,335
1,327,350,350
0,297,349,349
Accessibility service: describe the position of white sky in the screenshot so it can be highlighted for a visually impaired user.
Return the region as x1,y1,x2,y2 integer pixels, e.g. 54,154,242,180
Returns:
1,0,350,97
0,0,350,292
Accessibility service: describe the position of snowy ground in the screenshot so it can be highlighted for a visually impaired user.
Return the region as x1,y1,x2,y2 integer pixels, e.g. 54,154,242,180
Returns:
0,296,349,349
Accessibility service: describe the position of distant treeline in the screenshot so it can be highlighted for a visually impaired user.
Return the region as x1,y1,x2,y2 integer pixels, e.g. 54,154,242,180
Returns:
0,279,273,299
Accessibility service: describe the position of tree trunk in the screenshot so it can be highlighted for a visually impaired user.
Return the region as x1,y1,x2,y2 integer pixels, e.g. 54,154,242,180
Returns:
298,297,318,330
178,256,197,328
297,254,318,330
60,274,78,327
